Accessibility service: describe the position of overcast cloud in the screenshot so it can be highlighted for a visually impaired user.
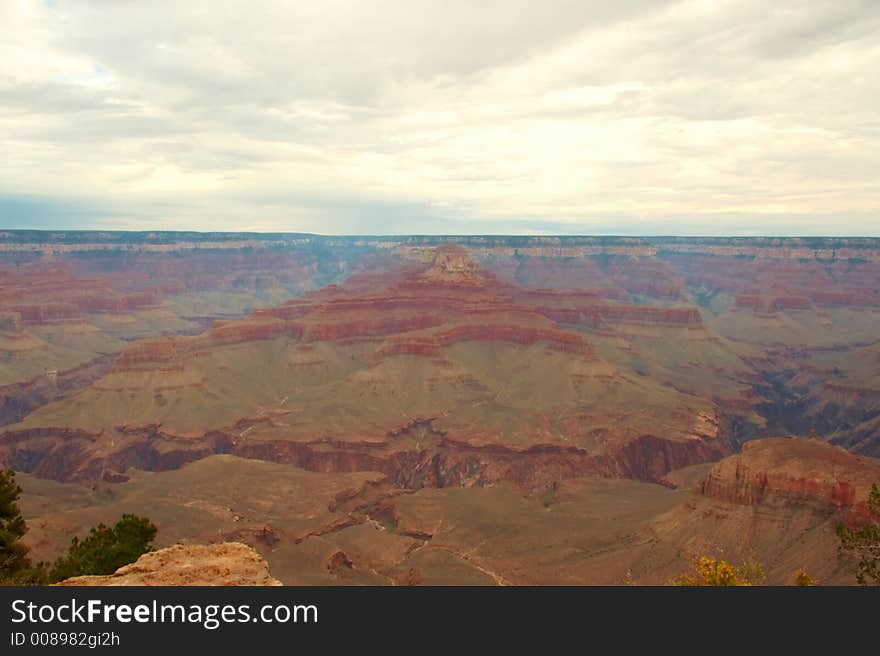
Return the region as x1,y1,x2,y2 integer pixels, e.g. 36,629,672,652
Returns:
1,0,878,234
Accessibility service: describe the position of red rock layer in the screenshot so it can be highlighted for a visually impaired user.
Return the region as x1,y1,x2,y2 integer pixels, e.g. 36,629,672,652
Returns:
698,437,880,510
299,315,446,342
114,338,182,370
113,318,294,371
111,244,713,369
433,324,592,354
376,337,443,358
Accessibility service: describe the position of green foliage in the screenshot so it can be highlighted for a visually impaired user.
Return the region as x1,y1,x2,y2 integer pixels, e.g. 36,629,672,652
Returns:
49,514,157,583
837,483,880,585
1,469,157,585
0,468,32,582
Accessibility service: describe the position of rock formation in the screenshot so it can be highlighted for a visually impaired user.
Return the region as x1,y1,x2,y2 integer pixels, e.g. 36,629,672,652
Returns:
2,244,737,492
2,232,879,585
641,437,880,584
698,437,879,509
57,542,282,586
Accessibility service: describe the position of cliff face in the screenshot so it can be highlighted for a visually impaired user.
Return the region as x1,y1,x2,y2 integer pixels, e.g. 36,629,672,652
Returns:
57,542,282,586
638,437,880,584
697,437,879,510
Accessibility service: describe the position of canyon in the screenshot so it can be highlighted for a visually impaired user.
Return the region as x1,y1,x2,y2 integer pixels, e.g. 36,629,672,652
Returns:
2,232,879,584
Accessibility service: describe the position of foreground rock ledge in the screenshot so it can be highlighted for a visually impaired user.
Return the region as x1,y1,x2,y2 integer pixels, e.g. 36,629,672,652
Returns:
56,542,283,586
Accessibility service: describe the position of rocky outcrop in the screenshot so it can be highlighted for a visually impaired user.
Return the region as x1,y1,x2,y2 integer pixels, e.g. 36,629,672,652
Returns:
114,338,182,370
57,542,282,586
419,243,495,286
637,436,880,585
698,437,880,510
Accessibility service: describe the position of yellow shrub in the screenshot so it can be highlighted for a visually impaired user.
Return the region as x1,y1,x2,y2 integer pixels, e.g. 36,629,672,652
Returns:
675,556,764,586
794,569,818,586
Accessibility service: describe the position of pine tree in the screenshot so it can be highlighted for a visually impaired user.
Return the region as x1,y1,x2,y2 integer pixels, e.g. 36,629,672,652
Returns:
0,468,32,581
49,514,157,583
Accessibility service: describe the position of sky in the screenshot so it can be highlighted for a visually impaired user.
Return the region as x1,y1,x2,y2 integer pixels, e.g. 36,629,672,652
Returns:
0,0,878,235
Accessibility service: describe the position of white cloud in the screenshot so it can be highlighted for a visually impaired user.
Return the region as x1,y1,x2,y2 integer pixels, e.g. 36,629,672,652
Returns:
0,0,878,234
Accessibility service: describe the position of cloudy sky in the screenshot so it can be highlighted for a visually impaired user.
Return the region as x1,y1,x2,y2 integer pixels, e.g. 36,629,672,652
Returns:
1,0,878,235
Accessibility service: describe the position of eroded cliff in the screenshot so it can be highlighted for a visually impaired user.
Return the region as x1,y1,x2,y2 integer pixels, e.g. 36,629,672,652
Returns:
56,542,282,586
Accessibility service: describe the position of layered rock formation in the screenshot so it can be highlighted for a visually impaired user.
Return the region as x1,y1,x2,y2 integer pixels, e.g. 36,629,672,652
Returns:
3,232,879,585
698,437,879,509
639,437,880,584
57,542,282,586
108,244,707,369
2,244,733,491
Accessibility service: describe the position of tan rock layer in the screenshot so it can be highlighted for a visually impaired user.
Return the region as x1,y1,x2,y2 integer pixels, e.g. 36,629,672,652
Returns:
57,542,282,586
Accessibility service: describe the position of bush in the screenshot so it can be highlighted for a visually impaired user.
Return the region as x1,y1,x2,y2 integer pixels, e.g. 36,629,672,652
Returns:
49,514,157,583
675,556,765,586
794,569,818,586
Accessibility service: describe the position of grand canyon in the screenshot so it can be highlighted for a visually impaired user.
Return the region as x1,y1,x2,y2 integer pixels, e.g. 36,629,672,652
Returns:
2,231,879,584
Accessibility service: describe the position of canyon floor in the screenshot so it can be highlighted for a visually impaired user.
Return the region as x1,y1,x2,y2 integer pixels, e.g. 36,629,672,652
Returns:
2,233,879,584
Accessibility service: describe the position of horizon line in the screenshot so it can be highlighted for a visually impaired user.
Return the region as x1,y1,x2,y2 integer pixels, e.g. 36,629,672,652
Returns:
2,229,880,240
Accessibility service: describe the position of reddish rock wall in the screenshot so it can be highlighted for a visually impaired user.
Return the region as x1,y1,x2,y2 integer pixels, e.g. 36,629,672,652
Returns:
697,438,880,510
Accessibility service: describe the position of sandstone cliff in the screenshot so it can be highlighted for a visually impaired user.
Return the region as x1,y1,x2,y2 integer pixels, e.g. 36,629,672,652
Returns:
57,542,282,586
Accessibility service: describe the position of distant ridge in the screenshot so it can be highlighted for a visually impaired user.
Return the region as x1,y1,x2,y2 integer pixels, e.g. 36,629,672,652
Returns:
3,229,880,245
